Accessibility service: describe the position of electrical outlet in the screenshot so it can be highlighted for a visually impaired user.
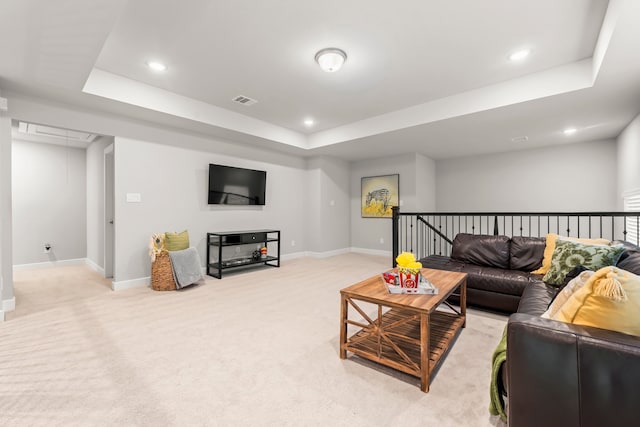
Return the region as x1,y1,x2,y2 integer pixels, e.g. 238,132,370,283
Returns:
291,240,296,247
379,237,384,244
43,243,52,253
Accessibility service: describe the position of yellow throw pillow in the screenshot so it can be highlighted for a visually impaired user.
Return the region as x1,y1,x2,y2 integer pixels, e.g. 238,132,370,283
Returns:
165,230,189,251
531,234,610,275
552,266,640,337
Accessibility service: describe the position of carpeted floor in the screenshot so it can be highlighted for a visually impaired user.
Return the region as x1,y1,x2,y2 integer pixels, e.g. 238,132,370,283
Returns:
0,254,507,426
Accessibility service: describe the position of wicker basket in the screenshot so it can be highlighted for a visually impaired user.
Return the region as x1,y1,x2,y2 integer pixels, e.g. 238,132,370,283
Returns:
151,251,177,291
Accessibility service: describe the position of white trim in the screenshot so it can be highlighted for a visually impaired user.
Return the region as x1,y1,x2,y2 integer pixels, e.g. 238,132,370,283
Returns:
13,258,87,271
307,248,351,259
350,247,392,258
111,277,150,291
85,258,105,275
281,251,308,261
2,297,15,312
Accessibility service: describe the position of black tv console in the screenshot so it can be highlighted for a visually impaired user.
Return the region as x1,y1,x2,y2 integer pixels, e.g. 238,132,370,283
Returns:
206,230,280,279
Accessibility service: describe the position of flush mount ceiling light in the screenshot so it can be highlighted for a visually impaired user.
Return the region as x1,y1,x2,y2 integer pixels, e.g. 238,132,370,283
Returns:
315,48,347,72
304,118,314,127
146,60,167,72
563,127,578,135
508,49,531,62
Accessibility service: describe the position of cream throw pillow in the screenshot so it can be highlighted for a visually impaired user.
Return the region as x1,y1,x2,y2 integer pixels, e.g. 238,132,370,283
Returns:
531,234,610,275
542,270,594,319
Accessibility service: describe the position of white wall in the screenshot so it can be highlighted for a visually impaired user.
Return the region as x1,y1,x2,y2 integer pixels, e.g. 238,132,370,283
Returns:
617,113,640,207
12,140,87,265
86,136,113,271
113,137,309,283
0,105,13,310
436,140,618,211
306,156,350,254
351,153,437,253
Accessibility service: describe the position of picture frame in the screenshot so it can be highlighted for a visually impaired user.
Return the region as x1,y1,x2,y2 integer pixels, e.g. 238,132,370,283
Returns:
361,174,399,218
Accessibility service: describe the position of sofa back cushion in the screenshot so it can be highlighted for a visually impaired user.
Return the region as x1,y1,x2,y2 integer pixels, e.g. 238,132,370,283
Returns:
617,245,640,276
510,236,546,271
451,233,510,269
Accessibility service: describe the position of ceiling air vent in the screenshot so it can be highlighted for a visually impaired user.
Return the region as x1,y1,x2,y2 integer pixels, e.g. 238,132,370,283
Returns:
232,95,258,106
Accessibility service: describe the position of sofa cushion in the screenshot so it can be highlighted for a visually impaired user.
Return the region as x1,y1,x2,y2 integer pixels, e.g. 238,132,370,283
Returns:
509,236,545,271
516,281,557,316
451,233,510,269
542,240,625,286
552,266,640,337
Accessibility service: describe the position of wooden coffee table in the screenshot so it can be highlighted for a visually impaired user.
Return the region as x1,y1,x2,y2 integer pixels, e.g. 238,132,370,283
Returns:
339,268,467,392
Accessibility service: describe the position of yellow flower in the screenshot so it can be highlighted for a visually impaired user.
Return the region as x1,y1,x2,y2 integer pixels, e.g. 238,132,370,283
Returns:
408,261,422,270
396,252,416,268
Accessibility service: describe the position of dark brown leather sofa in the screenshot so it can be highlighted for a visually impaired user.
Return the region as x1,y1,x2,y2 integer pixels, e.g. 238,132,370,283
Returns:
505,244,640,426
420,233,546,313
422,234,640,425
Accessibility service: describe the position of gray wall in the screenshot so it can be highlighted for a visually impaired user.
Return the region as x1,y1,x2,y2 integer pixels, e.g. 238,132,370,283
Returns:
306,156,350,254
436,140,618,211
86,136,113,270
12,140,87,265
617,113,640,207
0,108,13,305
113,136,309,283
350,153,437,252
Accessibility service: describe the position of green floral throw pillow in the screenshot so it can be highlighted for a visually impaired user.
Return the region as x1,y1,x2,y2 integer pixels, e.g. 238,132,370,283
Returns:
543,240,625,286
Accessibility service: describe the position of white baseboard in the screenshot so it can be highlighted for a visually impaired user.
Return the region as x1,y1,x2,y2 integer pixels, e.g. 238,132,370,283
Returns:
13,258,88,271
85,258,105,275
111,277,150,291
307,247,351,259
350,247,392,258
2,297,16,312
281,251,308,261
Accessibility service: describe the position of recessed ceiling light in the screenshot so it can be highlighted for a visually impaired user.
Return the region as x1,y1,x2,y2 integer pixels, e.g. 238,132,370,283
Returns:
508,49,531,62
146,61,167,72
304,119,314,127
315,48,347,72
511,136,529,143
563,127,578,135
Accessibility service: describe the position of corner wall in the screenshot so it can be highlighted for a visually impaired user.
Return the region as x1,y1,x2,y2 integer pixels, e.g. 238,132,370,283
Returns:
11,140,87,265
350,153,437,254
0,99,12,312
436,139,618,211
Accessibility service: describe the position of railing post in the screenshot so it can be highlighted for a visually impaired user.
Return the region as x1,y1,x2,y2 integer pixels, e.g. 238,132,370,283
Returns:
392,206,399,267
493,216,499,235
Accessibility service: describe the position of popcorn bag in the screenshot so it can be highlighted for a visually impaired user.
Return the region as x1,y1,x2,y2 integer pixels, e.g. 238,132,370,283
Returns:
398,270,420,289
395,251,422,291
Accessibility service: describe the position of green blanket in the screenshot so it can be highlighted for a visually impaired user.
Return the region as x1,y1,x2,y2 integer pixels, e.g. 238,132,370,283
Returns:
489,326,508,421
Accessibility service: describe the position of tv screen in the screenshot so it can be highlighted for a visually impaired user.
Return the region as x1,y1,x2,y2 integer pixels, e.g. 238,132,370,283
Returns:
208,164,266,205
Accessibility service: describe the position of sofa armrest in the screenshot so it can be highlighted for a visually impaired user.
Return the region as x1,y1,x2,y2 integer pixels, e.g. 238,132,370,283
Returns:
507,313,640,427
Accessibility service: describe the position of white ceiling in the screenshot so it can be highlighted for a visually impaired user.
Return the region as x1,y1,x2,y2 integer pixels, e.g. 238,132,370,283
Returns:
1,0,640,161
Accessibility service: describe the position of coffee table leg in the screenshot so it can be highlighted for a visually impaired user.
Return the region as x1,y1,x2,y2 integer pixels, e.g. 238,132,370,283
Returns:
340,295,348,359
420,313,430,392
461,278,467,328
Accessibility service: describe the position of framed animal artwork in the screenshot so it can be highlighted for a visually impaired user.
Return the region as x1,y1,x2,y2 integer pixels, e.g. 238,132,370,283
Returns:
361,174,399,218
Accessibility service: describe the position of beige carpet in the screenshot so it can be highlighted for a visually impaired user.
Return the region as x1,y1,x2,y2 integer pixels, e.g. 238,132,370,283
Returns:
0,254,507,426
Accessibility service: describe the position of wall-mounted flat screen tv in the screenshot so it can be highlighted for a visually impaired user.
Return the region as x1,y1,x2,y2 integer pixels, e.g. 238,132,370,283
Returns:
208,164,266,205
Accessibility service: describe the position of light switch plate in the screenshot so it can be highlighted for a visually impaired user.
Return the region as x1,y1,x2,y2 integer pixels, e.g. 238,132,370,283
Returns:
126,193,142,203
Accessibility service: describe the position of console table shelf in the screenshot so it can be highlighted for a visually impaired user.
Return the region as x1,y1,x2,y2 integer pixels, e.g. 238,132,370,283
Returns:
206,230,280,279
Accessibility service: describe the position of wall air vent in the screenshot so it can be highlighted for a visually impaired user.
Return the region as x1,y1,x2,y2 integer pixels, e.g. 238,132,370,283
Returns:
232,95,258,106
510,136,529,143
